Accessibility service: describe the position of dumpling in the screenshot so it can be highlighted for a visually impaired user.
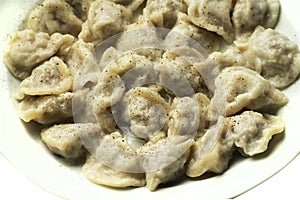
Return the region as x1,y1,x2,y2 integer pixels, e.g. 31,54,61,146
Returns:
192,92,211,130
94,130,194,190
115,15,164,61
17,56,72,100
208,67,288,120
227,111,285,156
82,155,146,188
138,136,194,190
143,0,187,28
108,0,145,11
199,26,300,89
145,148,190,191
3,30,74,79
93,56,133,108
157,51,208,95
41,123,101,159
116,16,161,53
186,117,235,177
186,110,284,177
64,40,97,77
123,87,170,139
79,0,132,45
232,0,267,36
92,52,154,133
187,0,235,42
165,12,221,53
264,0,281,28
247,26,300,88
92,67,123,133
196,43,274,92
27,0,83,36
66,0,95,21
72,87,100,125
95,131,142,172
232,0,280,37
19,92,73,124
64,40,98,90
168,97,200,138
193,52,228,93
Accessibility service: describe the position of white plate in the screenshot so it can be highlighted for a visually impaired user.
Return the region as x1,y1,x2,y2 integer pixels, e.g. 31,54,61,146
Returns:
0,1,300,199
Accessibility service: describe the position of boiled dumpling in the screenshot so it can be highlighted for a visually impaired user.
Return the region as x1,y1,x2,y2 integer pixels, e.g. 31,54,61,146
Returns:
208,67,288,120
198,26,300,89
3,30,74,79
143,0,187,28
165,12,221,53
145,148,190,191
168,96,200,138
27,0,83,36
192,92,211,130
158,51,208,95
41,123,101,159
79,0,132,45
227,111,284,156
95,131,142,172
123,87,169,139
17,57,72,100
82,155,146,188
19,92,73,124
264,0,281,28
66,0,95,21
187,0,235,42
116,16,160,53
138,136,194,190
187,110,285,177
232,0,280,37
115,15,164,61
108,0,145,11
247,26,300,88
64,40,98,90
92,52,154,133
186,117,235,177
64,40,96,75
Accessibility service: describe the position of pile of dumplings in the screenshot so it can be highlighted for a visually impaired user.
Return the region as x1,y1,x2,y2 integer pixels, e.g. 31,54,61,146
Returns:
3,0,300,191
